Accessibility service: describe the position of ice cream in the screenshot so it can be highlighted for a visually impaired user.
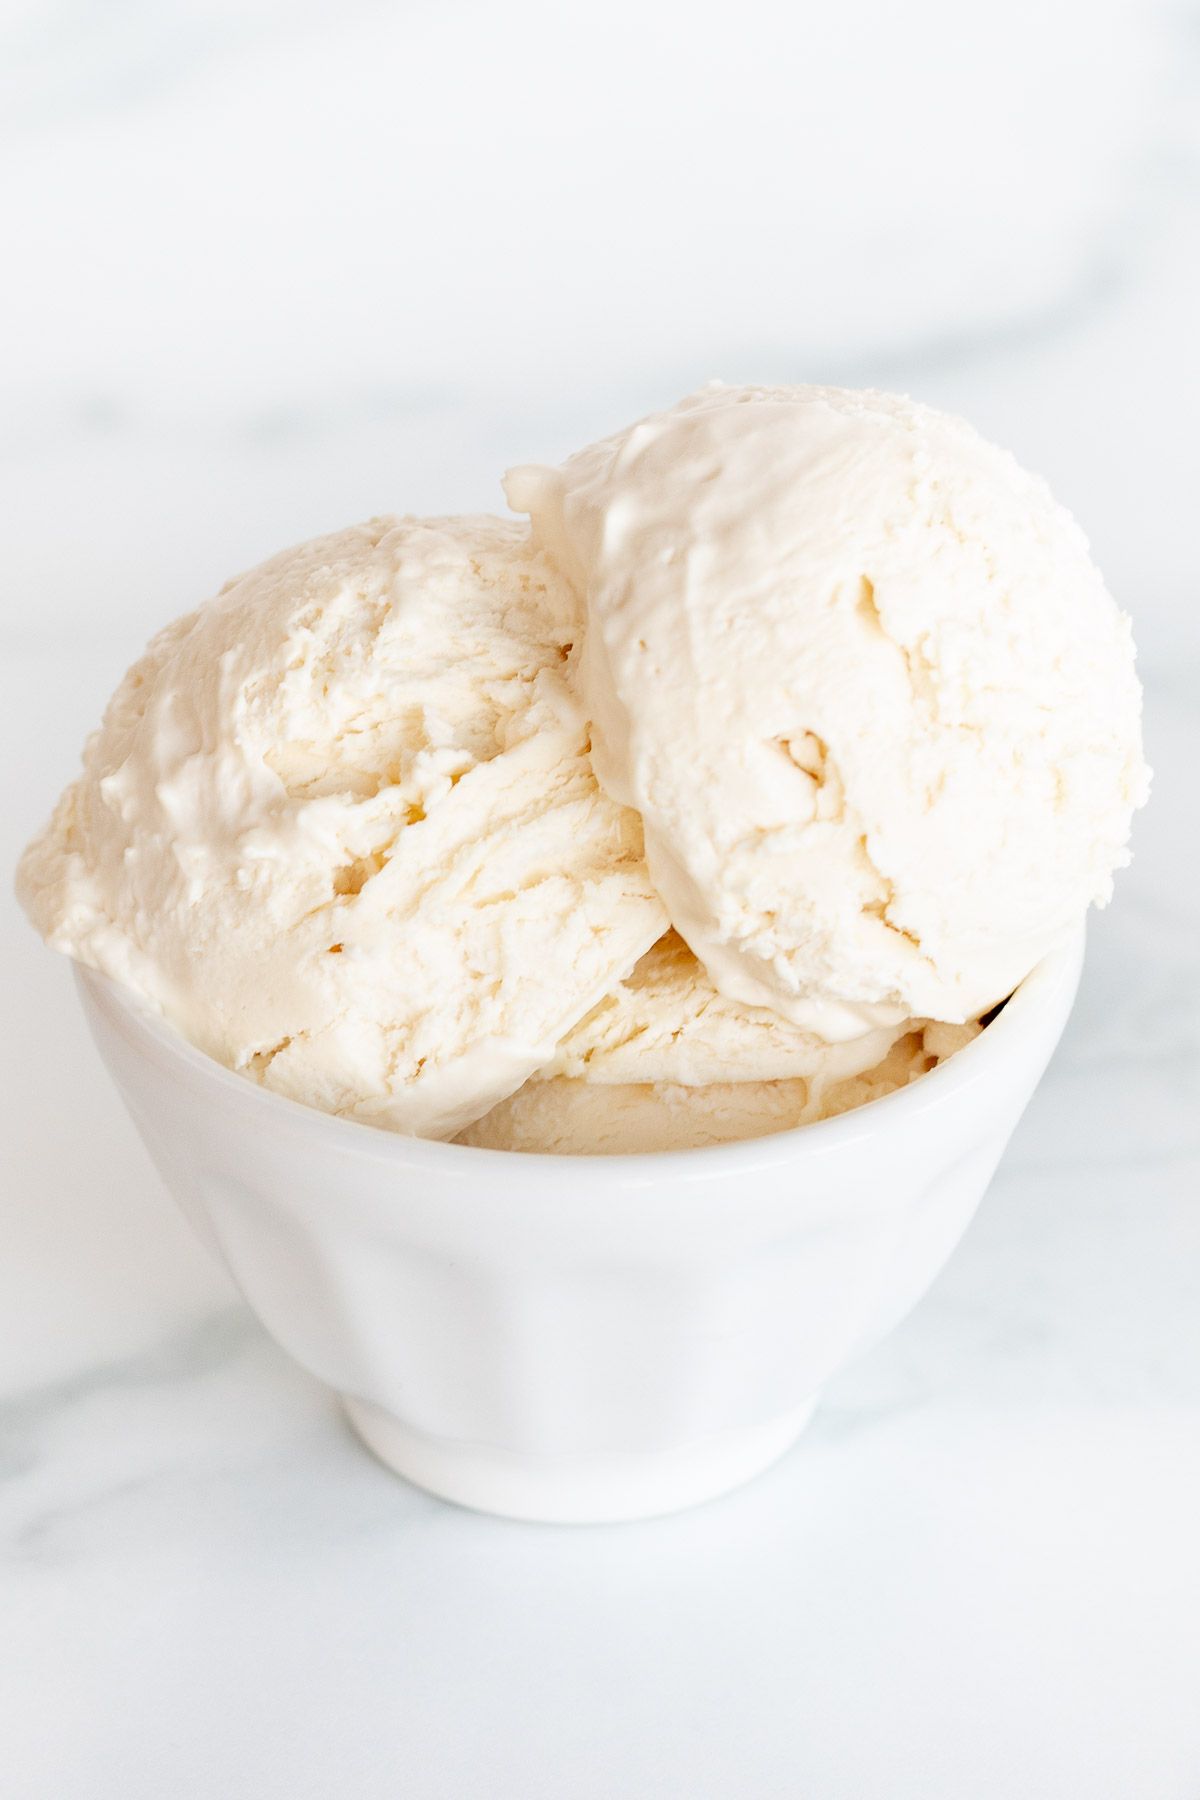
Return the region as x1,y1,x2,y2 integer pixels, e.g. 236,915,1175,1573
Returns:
540,930,903,1087
508,385,1149,1039
458,931,980,1153
17,385,1147,1153
17,515,667,1137
457,1024,980,1155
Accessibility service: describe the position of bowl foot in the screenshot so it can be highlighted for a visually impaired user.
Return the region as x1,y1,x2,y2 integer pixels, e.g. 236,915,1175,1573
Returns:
341,1395,817,1524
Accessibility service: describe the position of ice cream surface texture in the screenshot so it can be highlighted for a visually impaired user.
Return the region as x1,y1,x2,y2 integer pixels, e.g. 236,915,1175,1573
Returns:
457,1023,980,1156
457,932,980,1153
17,516,667,1137
508,385,1149,1038
18,385,1147,1151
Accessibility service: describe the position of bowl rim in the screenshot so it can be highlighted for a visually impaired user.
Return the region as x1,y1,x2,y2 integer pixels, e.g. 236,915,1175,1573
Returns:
76,923,1085,1181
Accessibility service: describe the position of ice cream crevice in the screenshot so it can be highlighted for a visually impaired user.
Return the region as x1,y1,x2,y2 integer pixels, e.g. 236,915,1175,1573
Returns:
774,731,828,786
332,850,389,897
854,574,883,634
246,1034,298,1076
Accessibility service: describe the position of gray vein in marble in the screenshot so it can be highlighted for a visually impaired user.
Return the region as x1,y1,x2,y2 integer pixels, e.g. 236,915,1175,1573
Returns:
751,158,1193,393
0,0,391,144
0,380,476,460
0,1306,256,1478
675,14,1200,397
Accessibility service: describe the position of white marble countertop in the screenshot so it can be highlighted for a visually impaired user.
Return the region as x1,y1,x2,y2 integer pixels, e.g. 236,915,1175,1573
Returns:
3,3,1198,1795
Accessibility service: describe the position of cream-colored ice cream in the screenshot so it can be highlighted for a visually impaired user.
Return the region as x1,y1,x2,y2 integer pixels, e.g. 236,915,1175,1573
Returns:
459,927,980,1153
508,384,1149,1039
18,384,1146,1154
542,930,903,1087
458,929,981,1153
458,1011,982,1155
17,516,667,1137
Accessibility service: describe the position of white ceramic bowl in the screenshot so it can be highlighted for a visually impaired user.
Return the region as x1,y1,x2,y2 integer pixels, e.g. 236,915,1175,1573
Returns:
76,928,1083,1524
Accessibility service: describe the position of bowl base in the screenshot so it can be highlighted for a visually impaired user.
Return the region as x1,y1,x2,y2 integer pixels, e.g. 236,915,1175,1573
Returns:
341,1396,817,1524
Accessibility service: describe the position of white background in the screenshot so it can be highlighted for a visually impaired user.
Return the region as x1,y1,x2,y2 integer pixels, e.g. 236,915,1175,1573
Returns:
2,2,1198,1795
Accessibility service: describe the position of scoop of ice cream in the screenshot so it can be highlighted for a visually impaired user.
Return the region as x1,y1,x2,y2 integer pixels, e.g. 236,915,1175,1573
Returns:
458,927,981,1155
543,929,903,1088
18,515,667,1136
458,1017,982,1154
507,384,1149,1037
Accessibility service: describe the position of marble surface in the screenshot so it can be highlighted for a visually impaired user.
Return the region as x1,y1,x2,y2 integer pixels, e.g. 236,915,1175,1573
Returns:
2,2,1198,1794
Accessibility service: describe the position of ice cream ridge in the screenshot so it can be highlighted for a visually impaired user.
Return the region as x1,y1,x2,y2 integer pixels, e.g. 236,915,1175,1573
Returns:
18,386,1149,1153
